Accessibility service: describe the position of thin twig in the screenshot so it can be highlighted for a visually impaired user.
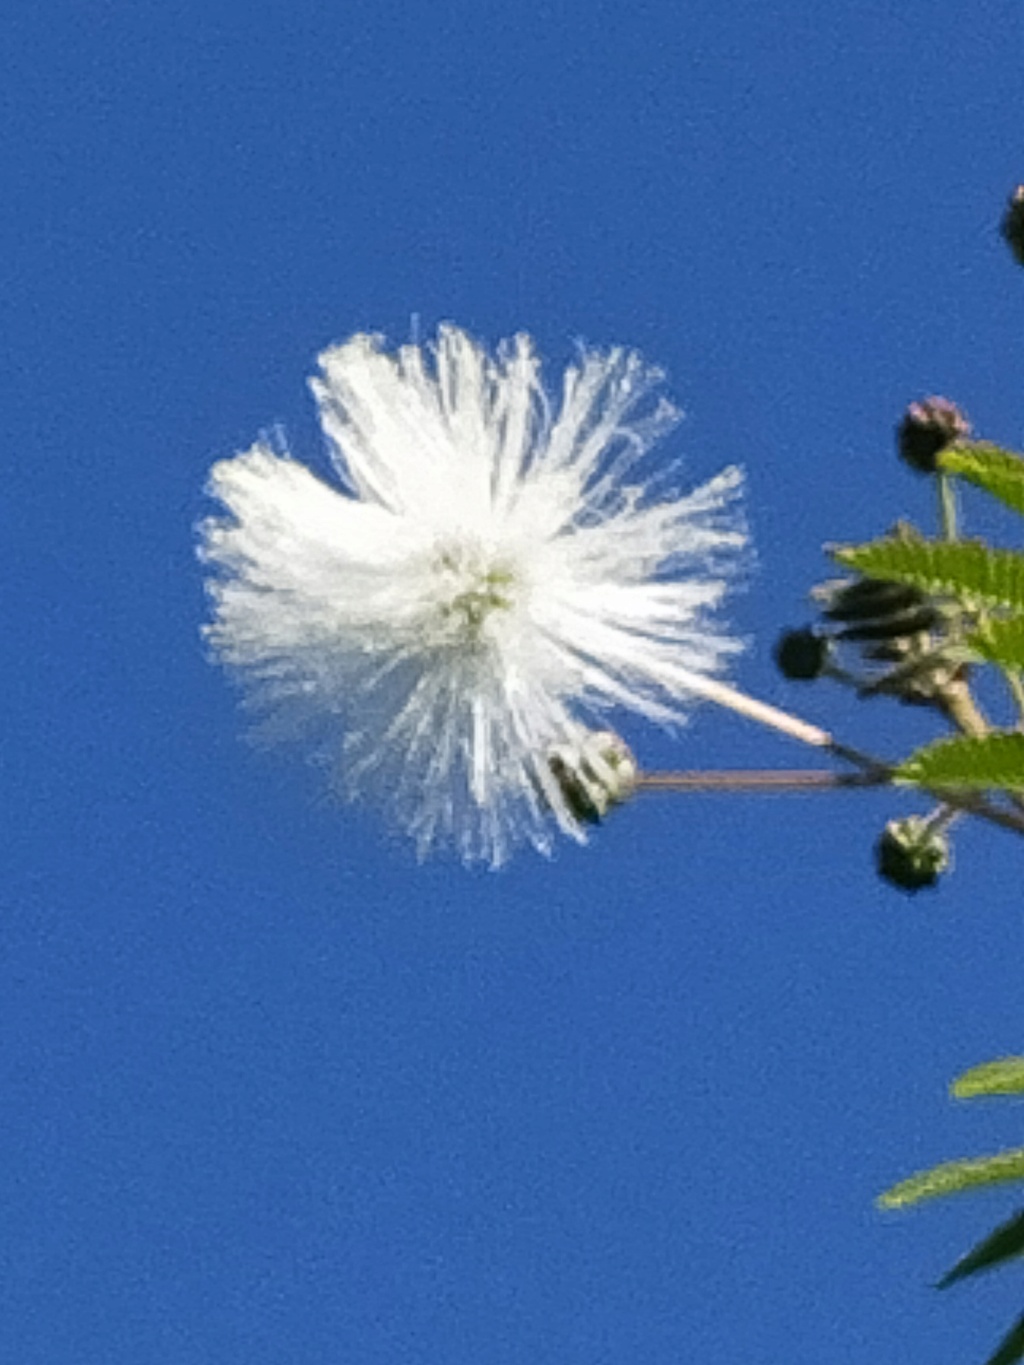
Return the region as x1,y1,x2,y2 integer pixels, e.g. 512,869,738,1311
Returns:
928,789,1024,837
639,753,1024,838
668,667,1024,836
937,471,958,541
935,675,989,738
827,741,1024,836
670,668,833,749
637,769,884,792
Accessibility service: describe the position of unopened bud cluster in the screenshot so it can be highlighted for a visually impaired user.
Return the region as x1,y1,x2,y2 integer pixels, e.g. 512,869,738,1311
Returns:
776,558,968,894
896,397,971,475
776,569,959,707
772,189,1022,898
875,816,950,893
547,729,638,825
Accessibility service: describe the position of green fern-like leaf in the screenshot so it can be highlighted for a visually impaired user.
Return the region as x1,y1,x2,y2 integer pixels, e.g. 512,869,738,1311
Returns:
970,617,1024,670
894,733,1024,792
941,443,1024,517
983,1313,1024,1365
832,538,1024,612
953,1058,1024,1100
878,1147,1024,1210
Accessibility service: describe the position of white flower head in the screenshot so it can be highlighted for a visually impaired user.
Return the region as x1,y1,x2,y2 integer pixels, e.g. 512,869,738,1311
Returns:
199,325,747,866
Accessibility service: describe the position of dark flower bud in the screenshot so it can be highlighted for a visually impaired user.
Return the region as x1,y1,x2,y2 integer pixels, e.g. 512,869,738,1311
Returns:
774,627,830,681
837,605,942,641
547,729,637,825
896,398,971,475
1001,185,1024,267
822,577,927,624
875,816,950,893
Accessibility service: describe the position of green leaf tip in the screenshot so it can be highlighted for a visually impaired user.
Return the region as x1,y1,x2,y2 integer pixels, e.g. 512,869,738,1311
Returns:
877,1147,1024,1210
894,733,1024,792
940,442,1024,517
970,616,1024,671
982,1313,1024,1365
937,1208,1024,1289
831,537,1024,612
953,1058,1024,1100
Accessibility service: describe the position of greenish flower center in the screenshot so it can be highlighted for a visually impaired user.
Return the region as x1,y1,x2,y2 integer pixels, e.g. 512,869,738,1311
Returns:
435,546,517,642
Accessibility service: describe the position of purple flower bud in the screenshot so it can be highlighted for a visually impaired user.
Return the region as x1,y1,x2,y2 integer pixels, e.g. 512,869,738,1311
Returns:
896,397,971,475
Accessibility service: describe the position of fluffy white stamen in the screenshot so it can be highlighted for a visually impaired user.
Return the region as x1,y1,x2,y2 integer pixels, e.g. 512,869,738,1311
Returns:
198,325,748,865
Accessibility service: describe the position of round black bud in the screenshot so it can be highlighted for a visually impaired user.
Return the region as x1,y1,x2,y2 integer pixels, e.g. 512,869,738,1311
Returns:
875,816,950,894
774,627,830,681
1001,185,1024,267
896,397,971,475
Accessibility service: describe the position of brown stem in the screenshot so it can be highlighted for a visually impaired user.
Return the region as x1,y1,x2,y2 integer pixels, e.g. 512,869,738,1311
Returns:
637,769,884,792
638,750,1024,838
828,738,1024,836
936,675,989,737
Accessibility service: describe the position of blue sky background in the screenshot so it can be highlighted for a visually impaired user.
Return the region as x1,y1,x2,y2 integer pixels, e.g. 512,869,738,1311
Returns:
5,1,1024,1361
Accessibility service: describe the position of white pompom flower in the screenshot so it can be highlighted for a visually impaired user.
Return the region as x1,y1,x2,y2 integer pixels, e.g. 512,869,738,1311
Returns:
199,325,748,866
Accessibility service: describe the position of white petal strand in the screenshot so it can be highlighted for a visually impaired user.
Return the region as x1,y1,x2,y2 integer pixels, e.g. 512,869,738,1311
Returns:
199,325,748,866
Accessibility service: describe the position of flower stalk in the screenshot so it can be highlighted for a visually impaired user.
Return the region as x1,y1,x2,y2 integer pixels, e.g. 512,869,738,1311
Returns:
669,668,833,749
636,769,883,792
